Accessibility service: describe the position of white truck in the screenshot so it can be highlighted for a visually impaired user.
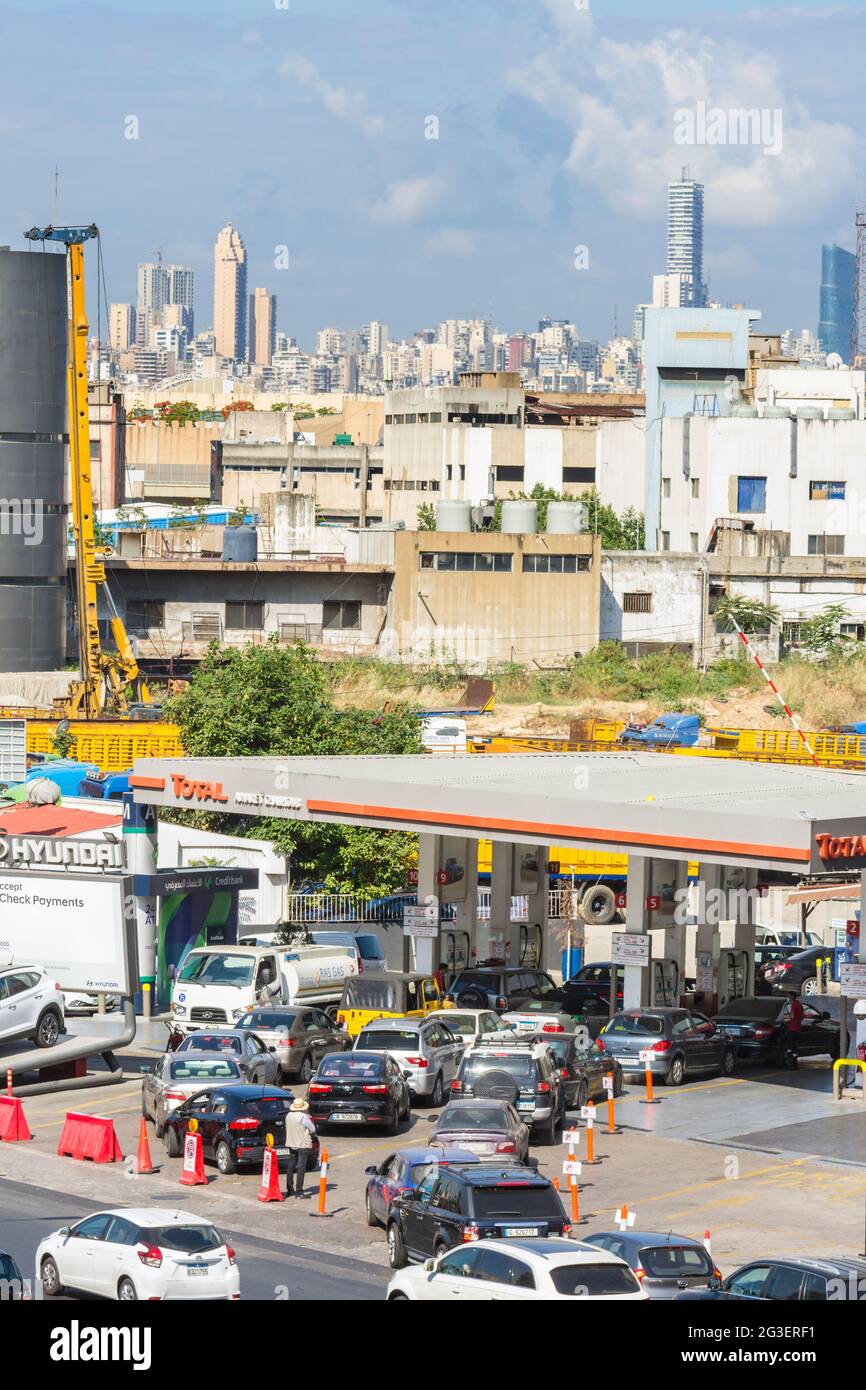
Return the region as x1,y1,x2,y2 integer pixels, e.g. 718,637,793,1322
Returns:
170,943,357,1032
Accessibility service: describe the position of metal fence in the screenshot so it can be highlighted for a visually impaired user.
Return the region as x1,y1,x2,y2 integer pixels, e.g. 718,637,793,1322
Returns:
284,888,575,924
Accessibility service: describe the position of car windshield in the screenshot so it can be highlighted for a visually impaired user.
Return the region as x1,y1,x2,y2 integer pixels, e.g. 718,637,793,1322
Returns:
717,999,782,1021
319,1055,384,1079
180,1034,241,1053
472,1185,560,1218
239,1011,297,1030
550,1264,641,1296
140,1224,224,1254
177,953,255,987
437,1105,510,1130
466,1057,535,1081
439,1014,483,1034
605,1014,665,1035
238,1099,291,1118
359,1030,421,1049
169,1058,240,1080
642,1245,714,1278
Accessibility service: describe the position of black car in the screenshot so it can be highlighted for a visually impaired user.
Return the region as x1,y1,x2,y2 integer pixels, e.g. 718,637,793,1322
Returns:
0,1250,29,1300
307,1051,410,1133
450,1037,564,1142
556,963,625,1016
538,1034,624,1109
447,967,563,1013
162,1083,319,1175
584,1230,720,1299
683,1256,866,1301
754,945,803,996
386,1163,570,1267
713,996,839,1065
761,946,829,997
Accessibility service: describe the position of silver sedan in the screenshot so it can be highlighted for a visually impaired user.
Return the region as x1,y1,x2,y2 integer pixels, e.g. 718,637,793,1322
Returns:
175,1029,282,1086
354,1017,464,1106
141,1052,244,1134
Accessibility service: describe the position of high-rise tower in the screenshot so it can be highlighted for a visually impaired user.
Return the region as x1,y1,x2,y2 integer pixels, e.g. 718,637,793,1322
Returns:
667,174,706,308
213,223,247,361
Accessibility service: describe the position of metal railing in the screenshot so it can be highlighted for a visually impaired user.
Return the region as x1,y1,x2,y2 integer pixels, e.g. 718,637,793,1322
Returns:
284,888,574,924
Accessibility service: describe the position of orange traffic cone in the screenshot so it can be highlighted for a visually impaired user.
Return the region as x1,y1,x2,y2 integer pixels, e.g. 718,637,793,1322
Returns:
135,1117,154,1174
257,1145,284,1203
179,1129,206,1186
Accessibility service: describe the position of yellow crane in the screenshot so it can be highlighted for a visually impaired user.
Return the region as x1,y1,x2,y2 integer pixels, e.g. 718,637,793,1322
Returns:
23,225,151,718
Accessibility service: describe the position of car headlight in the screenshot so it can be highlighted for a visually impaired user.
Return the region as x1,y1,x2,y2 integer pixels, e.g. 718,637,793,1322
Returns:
231,1008,245,1019
172,1004,187,1018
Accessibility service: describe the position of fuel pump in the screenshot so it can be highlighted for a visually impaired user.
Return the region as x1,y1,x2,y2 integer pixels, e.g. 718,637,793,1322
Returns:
440,929,471,985
716,922,754,1010
649,927,683,1007
519,923,543,967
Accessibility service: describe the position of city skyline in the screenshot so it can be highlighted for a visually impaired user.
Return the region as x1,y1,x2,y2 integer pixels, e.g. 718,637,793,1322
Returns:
3,1,864,347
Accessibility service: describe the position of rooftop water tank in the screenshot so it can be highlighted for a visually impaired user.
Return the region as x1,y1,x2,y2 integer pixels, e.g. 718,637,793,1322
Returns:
222,526,258,562
829,407,856,420
796,407,824,420
434,499,472,533
731,404,759,418
761,405,792,418
500,500,537,534
545,500,587,533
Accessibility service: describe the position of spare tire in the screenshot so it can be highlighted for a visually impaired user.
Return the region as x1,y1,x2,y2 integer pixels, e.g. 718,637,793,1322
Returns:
580,884,616,926
473,1069,520,1104
455,987,487,1010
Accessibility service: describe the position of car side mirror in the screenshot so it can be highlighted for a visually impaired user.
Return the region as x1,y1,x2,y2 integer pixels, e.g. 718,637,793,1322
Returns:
821,1011,831,1020
364,1165,377,1175
426,1115,436,1122
268,1046,277,1053
708,1275,722,1291
423,1258,436,1273
403,1070,413,1078
58,1227,70,1238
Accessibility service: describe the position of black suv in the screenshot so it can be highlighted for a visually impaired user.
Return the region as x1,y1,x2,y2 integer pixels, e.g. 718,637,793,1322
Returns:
448,967,562,1013
450,1037,564,1142
386,1163,570,1267
537,1033,624,1110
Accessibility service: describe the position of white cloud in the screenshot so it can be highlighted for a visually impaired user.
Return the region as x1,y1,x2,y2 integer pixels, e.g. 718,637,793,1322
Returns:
370,176,443,225
509,15,858,228
279,53,385,136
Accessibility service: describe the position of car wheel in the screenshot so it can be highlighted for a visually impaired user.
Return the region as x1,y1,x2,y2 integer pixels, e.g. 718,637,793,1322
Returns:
429,1072,444,1108
34,1009,61,1049
216,1140,236,1175
387,1223,408,1269
613,1068,624,1098
400,1089,411,1121
387,1291,409,1300
801,978,818,997
163,1125,181,1158
41,1256,63,1298
366,1194,379,1228
720,1046,736,1077
117,1277,138,1302
665,1055,685,1087
300,1054,313,1085
575,1079,589,1111
580,884,616,926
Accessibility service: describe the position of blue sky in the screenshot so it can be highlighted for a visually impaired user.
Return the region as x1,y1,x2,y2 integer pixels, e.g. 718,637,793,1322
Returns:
1,0,863,346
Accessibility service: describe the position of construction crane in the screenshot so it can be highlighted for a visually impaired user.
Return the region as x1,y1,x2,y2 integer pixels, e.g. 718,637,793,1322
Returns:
23,224,151,718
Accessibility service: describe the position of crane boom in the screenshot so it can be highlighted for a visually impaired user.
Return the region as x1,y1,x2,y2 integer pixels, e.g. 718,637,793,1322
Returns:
23,224,150,717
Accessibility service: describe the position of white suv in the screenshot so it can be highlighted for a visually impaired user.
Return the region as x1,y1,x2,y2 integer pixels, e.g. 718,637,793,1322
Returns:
0,966,65,1048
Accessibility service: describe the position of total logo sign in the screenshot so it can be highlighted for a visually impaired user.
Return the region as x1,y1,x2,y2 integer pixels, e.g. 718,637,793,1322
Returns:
171,773,229,805
815,832,866,862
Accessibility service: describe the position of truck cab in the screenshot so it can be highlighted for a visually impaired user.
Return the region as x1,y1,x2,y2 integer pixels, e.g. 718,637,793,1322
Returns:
170,943,357,1033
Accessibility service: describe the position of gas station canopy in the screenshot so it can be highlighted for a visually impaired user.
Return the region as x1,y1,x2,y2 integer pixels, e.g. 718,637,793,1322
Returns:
131,753,866,875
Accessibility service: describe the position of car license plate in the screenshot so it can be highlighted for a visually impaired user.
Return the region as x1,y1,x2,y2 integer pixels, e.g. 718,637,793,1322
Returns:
275,1147,291,1156
330,1111,364,1122
619,1058,641,1068
517,1101,534,1111
186,1266,208,1277
503,1226,540,1238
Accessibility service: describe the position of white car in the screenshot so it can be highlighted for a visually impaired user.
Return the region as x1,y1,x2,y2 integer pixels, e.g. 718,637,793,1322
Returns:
426,1008,513,1045
37,1208,240,1302
386,1237,648,1301
0,966,65,1048
502,1006,589,1045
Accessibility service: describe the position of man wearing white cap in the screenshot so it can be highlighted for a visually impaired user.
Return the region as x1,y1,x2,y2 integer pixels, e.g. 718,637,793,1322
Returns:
284,1097,316,1198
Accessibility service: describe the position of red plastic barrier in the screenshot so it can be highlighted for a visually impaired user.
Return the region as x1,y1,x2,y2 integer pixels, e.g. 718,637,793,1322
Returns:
0,1096,31,1142
57,1111,123,1163
179,1130,206,1186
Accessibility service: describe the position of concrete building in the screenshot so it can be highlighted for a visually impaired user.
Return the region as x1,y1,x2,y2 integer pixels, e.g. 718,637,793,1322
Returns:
109,303,136,355
643,306,759,548
213,223,247,361
87,384,126,511
166,264,195,338
249,288,276,367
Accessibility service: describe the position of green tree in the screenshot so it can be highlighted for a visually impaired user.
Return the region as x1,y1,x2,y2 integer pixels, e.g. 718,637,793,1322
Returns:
417,503,436,531
715,594,780,636
165,640,422,898
799,604,857,662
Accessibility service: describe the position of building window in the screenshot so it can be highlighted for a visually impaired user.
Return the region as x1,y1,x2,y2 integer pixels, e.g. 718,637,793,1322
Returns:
808,534,845,556
840,622,865,640
661,531,671,551
809,481,846,500
126,600,164,631
623,592,652,614
419,552,512,573
323,600,361,630
782,621,803,646
522,554,591,574
495,466,524,483
690,532,699,552
690,477,700,499
89,439,102,461
562,467,595,484
662,477,671,499
737,476,767,513
429,412,442,423
225,601,264,630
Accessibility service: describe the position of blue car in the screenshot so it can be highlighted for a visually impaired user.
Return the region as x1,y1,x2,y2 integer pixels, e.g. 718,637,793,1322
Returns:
619,713,699,748
364,1146,484,1229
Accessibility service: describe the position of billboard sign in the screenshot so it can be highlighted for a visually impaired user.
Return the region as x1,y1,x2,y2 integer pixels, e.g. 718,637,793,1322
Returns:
0,871,137,993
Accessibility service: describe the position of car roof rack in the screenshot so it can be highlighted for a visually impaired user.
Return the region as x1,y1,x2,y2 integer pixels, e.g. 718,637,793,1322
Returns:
467,1034,547,1051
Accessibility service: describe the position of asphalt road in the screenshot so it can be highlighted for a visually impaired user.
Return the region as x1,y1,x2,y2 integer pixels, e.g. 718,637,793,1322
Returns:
0,1178,387,1302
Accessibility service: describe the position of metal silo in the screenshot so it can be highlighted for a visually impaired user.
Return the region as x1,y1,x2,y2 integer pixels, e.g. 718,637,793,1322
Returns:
0,246,67,670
